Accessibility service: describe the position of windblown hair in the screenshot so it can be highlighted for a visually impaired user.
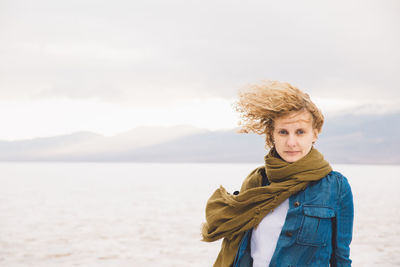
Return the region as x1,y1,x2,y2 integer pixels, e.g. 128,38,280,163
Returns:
233,80,324,148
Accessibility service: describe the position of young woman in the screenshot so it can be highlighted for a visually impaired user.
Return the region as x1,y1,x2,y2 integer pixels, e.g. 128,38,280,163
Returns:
202,81,354,267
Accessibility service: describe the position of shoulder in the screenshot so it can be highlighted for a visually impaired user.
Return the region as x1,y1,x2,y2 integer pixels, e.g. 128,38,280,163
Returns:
239,166,265,192
324,170,351,188
316,170,349,185
315,170,352,198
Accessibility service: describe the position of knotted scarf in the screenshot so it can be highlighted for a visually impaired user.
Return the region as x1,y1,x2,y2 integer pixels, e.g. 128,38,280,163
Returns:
201,147,332,267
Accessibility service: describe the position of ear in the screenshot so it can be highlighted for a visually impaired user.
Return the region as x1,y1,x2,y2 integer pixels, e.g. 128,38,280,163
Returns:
312,129,318,143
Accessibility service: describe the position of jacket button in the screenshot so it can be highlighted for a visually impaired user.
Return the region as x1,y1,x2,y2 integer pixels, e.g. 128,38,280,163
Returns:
294,201,300,207
285,231,293,237
233,190,239,195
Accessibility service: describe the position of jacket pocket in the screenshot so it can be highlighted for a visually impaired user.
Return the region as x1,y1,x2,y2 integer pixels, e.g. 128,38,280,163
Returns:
296,205,335,247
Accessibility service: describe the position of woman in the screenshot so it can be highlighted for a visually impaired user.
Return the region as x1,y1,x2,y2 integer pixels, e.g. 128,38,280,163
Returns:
201,80,354,267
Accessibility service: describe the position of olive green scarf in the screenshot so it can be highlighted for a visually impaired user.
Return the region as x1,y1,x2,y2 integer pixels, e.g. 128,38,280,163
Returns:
201,147,332,267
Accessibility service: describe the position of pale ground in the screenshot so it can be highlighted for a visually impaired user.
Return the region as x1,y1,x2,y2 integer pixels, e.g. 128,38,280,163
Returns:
0,162,399,266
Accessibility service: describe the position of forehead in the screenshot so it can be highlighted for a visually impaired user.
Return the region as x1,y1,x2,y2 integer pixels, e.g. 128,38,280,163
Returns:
275,111,313,127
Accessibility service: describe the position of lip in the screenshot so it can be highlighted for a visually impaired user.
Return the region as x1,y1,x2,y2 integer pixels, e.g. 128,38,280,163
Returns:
285,151,300,154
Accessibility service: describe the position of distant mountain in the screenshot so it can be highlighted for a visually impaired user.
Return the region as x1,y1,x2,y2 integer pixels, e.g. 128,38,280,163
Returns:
0,125,209,161
317,112,400,164
0,113,399,164
0,131,102,161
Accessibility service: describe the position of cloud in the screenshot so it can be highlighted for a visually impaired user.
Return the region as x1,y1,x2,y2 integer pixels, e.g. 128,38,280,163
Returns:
0,0,399,107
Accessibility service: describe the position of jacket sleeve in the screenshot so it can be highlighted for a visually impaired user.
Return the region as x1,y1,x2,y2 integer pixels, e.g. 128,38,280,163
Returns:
331,175,354,267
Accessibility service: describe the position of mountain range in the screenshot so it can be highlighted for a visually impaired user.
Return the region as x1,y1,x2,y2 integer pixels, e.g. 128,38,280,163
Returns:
1,112,399,164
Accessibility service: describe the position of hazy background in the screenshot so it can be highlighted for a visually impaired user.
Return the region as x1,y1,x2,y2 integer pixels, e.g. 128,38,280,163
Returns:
0,0,399,145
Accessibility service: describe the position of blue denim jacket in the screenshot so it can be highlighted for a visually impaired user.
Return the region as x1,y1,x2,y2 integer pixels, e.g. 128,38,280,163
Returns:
233,171,354,267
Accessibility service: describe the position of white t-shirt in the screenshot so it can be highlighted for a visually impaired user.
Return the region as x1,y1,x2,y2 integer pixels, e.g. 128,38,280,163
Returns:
250,198,289,267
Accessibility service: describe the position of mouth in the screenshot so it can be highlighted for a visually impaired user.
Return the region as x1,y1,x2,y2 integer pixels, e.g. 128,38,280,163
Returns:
285,151,301,155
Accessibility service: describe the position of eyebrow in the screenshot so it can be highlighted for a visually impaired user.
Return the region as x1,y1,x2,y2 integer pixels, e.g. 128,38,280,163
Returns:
276,127,307,131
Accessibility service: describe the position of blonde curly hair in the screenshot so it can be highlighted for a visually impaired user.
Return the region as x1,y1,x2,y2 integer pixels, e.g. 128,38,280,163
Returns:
233,80,324,149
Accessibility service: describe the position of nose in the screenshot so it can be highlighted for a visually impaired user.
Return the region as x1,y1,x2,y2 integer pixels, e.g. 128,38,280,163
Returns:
286,134,297,147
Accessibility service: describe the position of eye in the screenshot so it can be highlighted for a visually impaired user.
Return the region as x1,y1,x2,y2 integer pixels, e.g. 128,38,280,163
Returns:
278,129,288,135
296,129,305,134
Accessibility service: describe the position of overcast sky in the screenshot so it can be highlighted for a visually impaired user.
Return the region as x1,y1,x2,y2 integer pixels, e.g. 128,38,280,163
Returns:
0,0,399,140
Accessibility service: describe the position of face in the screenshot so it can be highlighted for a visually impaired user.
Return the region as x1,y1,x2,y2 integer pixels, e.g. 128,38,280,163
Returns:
272,110,318,163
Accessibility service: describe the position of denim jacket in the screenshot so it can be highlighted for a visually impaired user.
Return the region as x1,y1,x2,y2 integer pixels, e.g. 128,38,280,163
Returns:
233,171,354,267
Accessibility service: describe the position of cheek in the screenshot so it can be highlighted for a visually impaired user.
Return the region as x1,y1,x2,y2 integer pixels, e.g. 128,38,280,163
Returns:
272,134,283,145
303,136,315,148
